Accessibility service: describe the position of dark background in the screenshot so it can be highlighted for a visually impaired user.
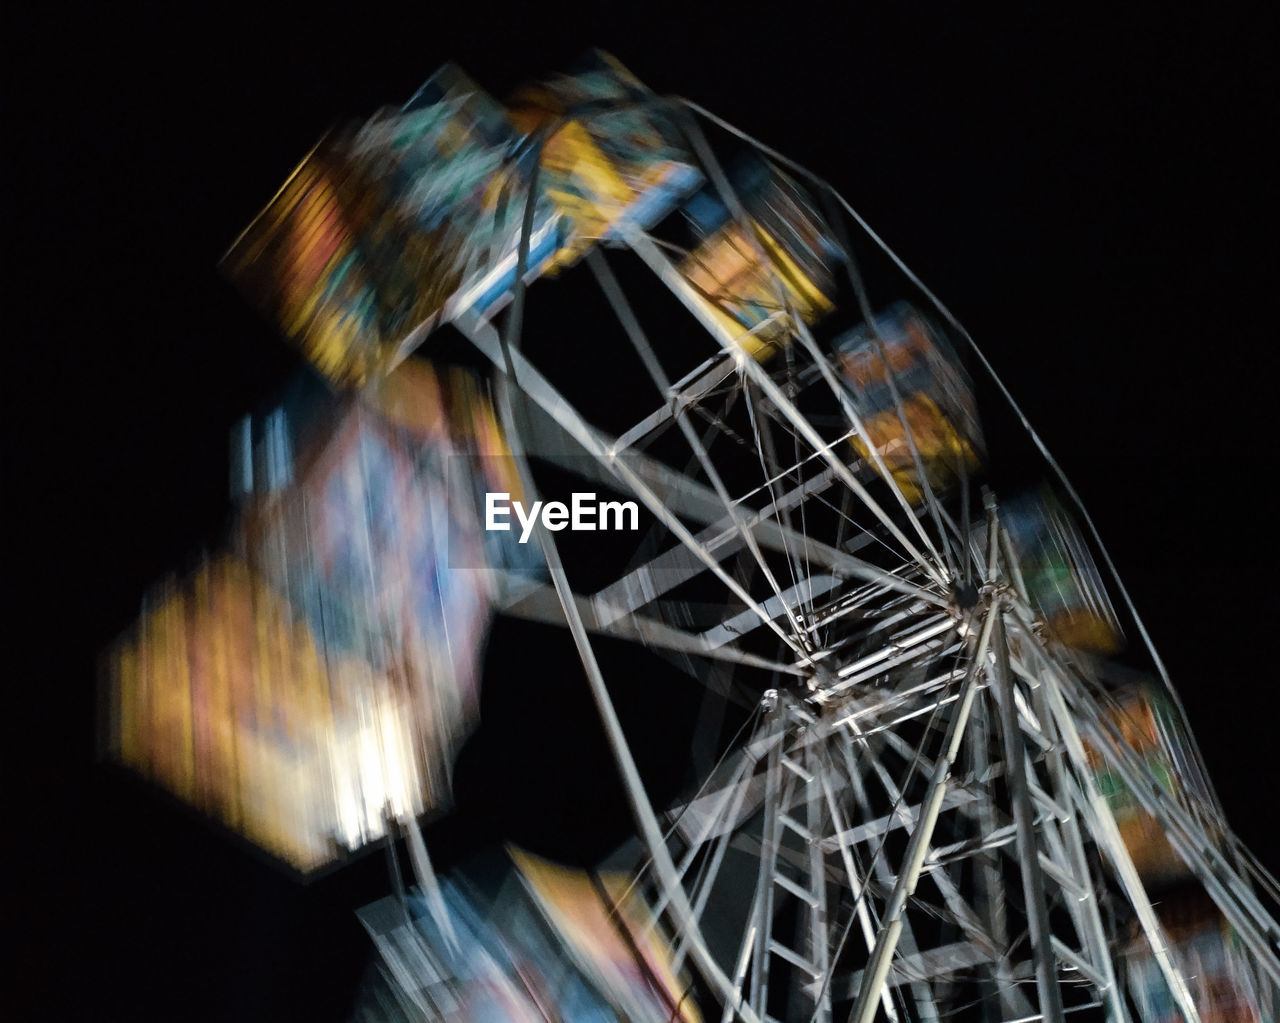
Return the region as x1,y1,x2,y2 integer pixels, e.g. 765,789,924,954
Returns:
9,3,1275,1020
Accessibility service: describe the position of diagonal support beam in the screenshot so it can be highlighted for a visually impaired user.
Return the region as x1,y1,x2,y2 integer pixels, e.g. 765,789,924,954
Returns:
845,603,996,1023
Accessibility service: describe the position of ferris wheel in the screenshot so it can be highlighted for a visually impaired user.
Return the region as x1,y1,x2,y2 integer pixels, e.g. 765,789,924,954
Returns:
113,52,1280,1023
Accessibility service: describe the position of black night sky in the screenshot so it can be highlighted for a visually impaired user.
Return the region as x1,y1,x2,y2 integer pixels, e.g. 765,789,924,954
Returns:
9,4,1276,1020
